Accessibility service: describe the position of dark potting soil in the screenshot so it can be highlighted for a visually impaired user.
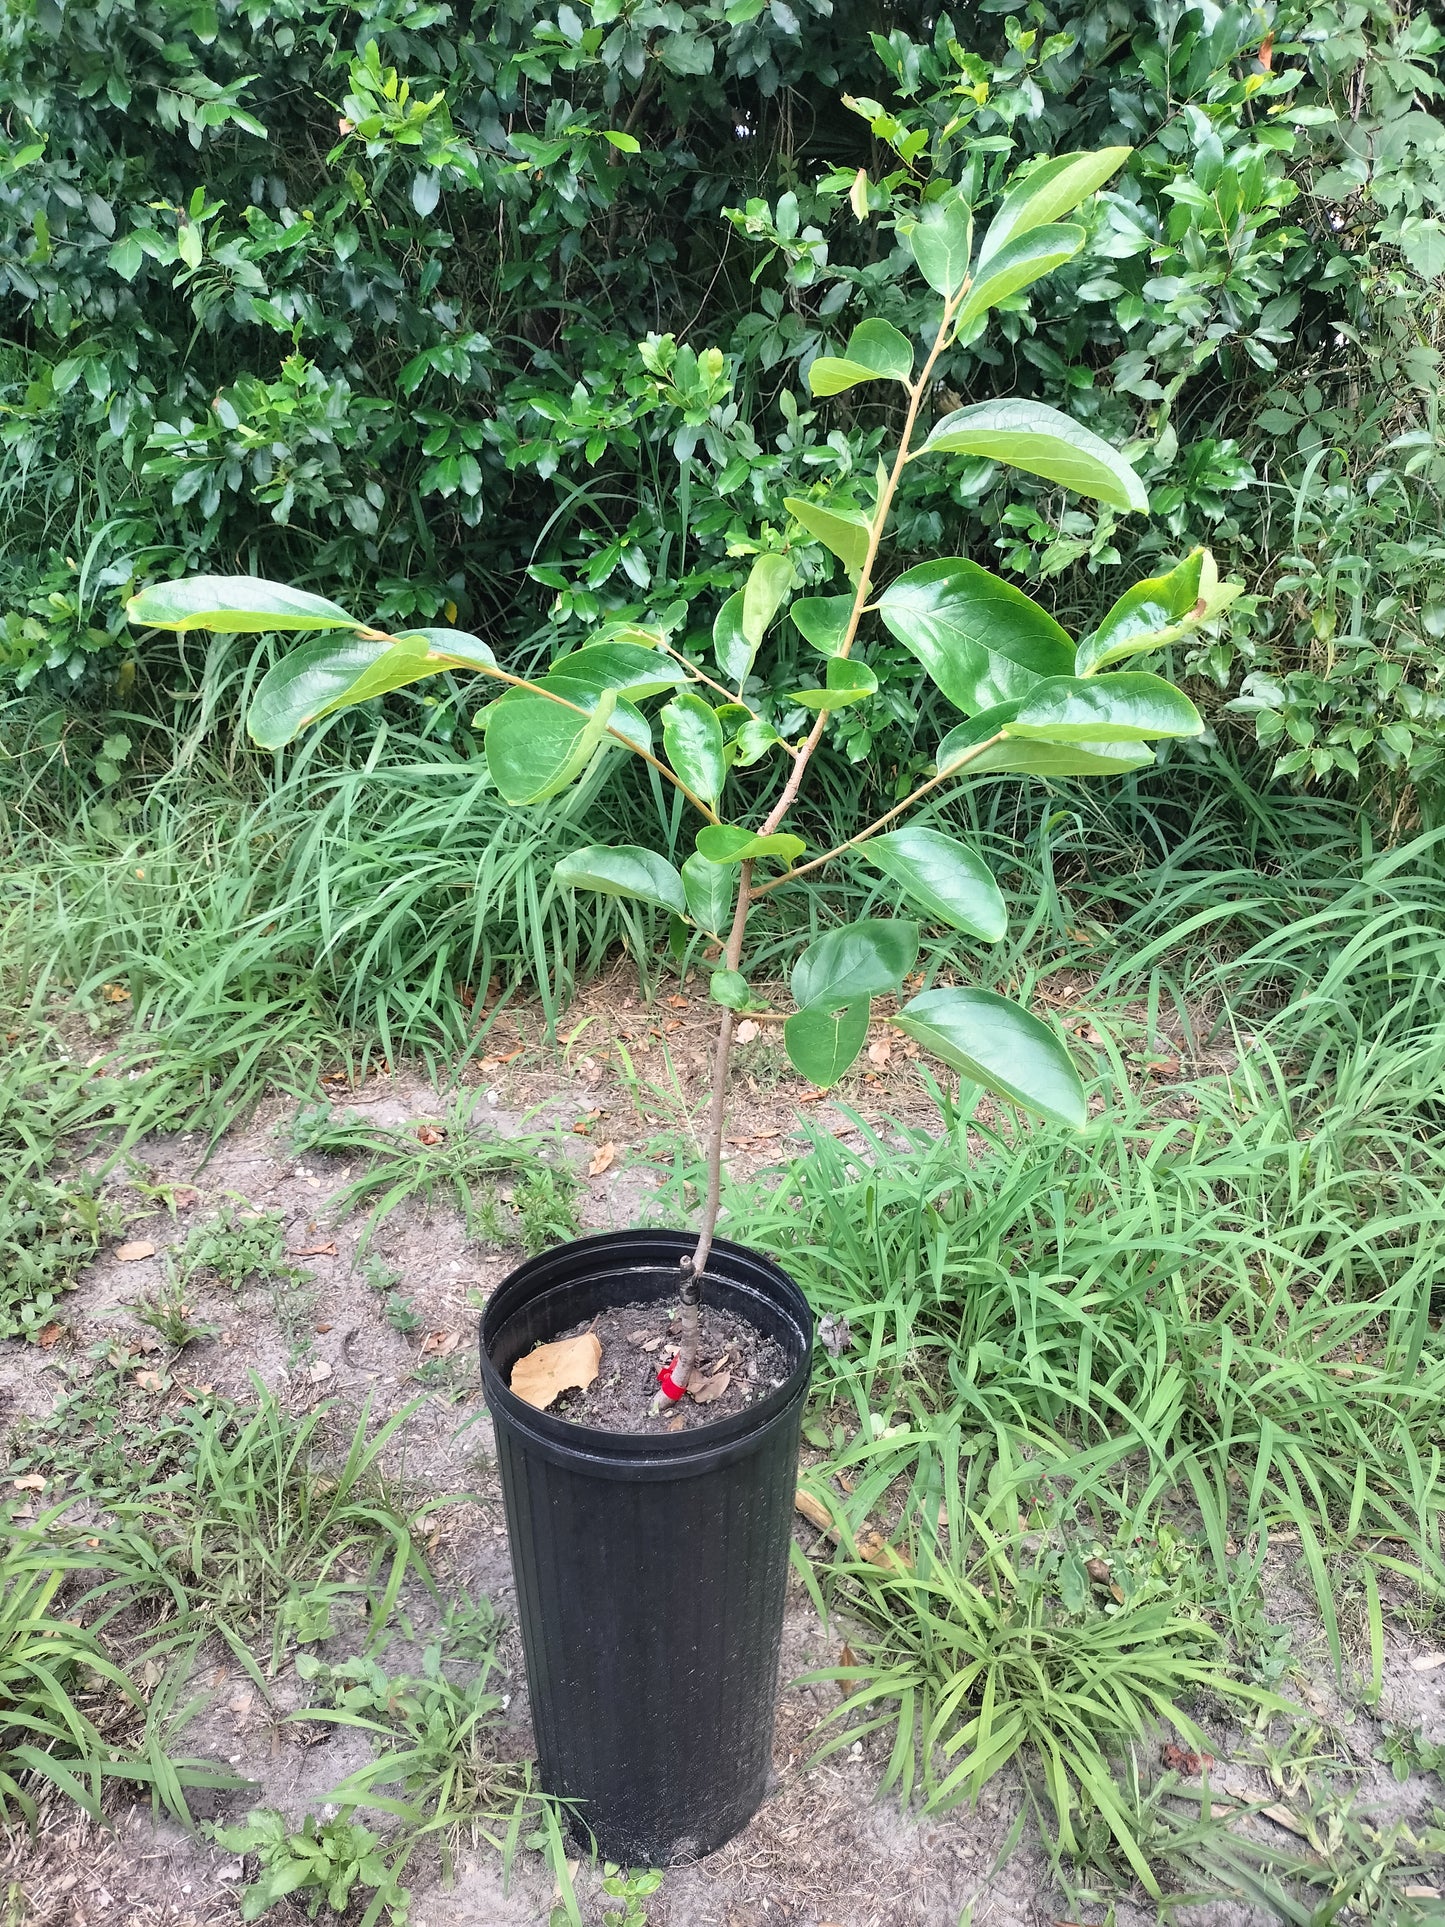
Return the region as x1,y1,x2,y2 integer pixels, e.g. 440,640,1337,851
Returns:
547,1297,790,1433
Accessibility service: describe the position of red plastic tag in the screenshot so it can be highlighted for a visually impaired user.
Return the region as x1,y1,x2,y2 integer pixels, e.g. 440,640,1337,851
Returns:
656,1356,686,1402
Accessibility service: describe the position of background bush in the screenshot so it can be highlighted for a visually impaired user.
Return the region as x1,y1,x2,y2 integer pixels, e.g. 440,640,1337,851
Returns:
2,0,1442,816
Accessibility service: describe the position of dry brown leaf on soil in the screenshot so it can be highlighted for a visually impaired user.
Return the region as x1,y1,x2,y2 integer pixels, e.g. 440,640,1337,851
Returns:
1162,1741,1215,1775
664,1414,686,1432
36,1322,64,1348
414,1124,445,1146
642,1336,666,1353
1411,1652,1445,1673
794,1489,833,1532
510,1332,602,1411
858,1530,913,1572
173,1185,201,1210
115,1240,156,1262
100,982,130,1003
626,1329,650,1344
421,1330,461,1358
838,1643,859,1698
867,1037,892,1068
307,1360,332,1382
11,1475,45,1492
1085,1557,1111,1584
690,1369,731,1405
734,1020,760,1044
133,1370,165,1392
290,1242,337,1257
588,1141,616,1177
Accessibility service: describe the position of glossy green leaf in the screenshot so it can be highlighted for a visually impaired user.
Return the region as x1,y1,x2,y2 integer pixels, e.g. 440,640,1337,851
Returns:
713,592,753,688
862,828,1006,941
807,318,914,395
742,552,795,648
400,626,498,671
710,969,751,1010
1075,548,1239,675
128,575,362,635
791,917,919,1011
784,997,870,1088
1003,672,1203,741
546,640,689,698
938,710,1155,777
783,497,874,579
892,986,1086,1128
553,845,686,915
661,692,726,804
248,633,434,749
920,400,1149,515
733,718,783,765
908,191,973,297
695,826,806,865
957,223,1084,332
978,148,1132,268
878,559,1075,714
681,851,735,935
485,688,617,804
790,659,877,711
790,595,854,657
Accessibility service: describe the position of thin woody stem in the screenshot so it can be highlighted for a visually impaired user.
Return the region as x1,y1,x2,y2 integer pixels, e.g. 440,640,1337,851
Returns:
748,734,1008,900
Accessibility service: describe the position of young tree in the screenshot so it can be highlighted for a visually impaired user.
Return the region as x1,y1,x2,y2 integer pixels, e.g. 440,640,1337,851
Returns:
129,147,1236,1405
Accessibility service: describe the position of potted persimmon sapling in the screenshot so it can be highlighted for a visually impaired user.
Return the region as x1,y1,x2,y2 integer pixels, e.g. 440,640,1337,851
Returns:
128,144,1235,1864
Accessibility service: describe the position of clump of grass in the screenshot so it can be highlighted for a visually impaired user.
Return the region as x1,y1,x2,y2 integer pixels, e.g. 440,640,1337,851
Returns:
169,1202,301,1293
289,1095,579,1254
0,1169,116,1340
129,1282,220,1352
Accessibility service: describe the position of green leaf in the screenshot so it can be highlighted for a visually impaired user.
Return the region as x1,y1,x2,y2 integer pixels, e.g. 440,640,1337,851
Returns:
1003,672,1203,741
790,595,854,656
892,986,1086,1129
108,233,144,281
938,710,1155,777
784,997,870,1087
1075,549,1239,675
862,827,1005,941
546,640,688,698
783,497,874,579
695,826,806,865
956,223,1084,332
790,659,877,711
878,559,1075,714
742,552,795,648
791,917,919,1011
713,592,753,688
248,633,435,748
485,688,617,804
398,626,498,671
908,191,973,297
710,969,751,1010
807,318,914,396
920,400,1149,515
128,575,361,635
681,851,735,935
553,845,686,915
661,692,726,804
978,148,1132,268
733,718,783,765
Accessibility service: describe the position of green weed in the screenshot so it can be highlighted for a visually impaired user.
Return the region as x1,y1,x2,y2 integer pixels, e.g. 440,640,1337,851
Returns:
212,1808,410,1924
0,1170,115,1340
169,1203,301,1294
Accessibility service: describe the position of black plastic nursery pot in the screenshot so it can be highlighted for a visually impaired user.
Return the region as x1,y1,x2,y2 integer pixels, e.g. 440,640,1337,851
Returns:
478,1227,814,1865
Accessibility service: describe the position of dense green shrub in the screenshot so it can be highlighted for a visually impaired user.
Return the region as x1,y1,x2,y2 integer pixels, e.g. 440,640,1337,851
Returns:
0,0,1442,802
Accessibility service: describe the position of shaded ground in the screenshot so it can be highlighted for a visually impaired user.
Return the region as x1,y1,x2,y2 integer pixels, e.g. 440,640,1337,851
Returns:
2,1019,1442,1927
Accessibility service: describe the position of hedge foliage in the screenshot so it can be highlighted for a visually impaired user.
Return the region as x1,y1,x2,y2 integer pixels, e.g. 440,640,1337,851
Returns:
1,0,1443,798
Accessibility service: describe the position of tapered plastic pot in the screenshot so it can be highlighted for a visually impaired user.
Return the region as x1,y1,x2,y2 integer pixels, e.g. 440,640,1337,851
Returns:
478,1227,813,1865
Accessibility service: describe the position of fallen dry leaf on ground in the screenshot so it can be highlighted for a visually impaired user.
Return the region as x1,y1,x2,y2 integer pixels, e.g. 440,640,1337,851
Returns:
867,1037,892,1068
1162,1741,1214,1775
414,1124,444,1146
626,1328,650,1344
11,1475,45,1492
290,1241,337,1257
115,1240,156,1262
307,1360,332,1382
1411,1652,1445,1673
734,1020,760,1044
101,982,130,1003
36,1323,63,1348
642,1336,666,1353
690,1369,730,1404
511,1332,602,1410
587,1141,616,1177
421,1330,461,1358
858,1530,912,1572
133,1370,165,1392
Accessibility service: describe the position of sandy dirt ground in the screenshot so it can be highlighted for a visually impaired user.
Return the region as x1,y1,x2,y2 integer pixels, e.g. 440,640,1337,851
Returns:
2,997,1441,1927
